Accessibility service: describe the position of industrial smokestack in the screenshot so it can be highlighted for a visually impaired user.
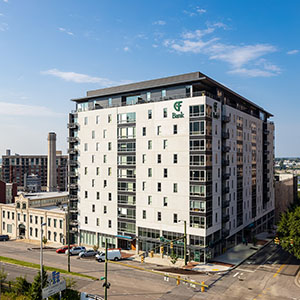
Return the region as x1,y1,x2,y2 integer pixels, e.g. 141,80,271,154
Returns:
47,132,57,192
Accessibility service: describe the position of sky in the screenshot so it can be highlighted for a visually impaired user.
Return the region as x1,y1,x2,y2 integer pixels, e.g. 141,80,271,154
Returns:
0,0,299,157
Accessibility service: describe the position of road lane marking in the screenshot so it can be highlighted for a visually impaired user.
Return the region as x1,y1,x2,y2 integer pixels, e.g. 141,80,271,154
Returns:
273,264,286,278
236,268,255,273
233,272,239,277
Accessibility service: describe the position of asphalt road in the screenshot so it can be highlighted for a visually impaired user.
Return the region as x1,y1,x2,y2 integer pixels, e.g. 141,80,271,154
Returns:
0,241,299,300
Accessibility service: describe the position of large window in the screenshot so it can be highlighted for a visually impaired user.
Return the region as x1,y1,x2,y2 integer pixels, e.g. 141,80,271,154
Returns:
118,168,136,178
190,121,205,135
190,139,205,150
190,155,205,166
118,195,136,205
117,126,136,139
118,142,136,152
118,207,136,219
190,170,206,182
190,215,205,228
118,182,136,192
118,221,135,234
190,200,206,212
117,112,136,123
118,155,136,165
190,185,206,197
126,96,140,105
190,105,205,117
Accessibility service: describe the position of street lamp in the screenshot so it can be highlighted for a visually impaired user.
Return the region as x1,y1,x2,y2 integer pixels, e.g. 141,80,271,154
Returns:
40,222,46,292
179,220,187,266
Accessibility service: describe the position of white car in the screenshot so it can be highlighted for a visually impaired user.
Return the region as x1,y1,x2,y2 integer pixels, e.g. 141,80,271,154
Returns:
79,249,99,258
96,249,121,262
65,246,86,256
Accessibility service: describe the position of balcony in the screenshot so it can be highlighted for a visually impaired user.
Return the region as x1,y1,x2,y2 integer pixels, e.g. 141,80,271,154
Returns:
67,122,78,129
222,132,230,139
222,200,230,208
69,183,78,190
222,214,230,223
222,115,231,123
68,137,79,143
69,160,78,167
222,146,230,152
69,171,78,178
222,186,230,194
68,148,78,155
222,159,230,166
222,229,230,238
69,195,78,200
69,219,78,226
223,173,230,180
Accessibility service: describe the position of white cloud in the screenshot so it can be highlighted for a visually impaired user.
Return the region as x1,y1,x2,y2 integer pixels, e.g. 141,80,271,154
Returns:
184,7,207,16
0,22,8,31
196,8,206,14
3,0,8,3
287,49,299,55
153,20,166,26
0,102,63,117
164,26,280,77
123,46,130,52
58,27,74,36
41,69,115,85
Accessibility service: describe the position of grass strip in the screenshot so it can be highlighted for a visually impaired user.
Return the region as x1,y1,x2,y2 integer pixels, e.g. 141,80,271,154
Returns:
0,256,98,281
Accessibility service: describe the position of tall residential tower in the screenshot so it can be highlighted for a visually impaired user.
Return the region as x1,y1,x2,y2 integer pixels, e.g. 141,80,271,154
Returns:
68,72,274,261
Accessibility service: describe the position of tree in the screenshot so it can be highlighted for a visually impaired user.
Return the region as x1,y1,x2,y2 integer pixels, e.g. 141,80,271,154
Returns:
42,236,48,247
14,276,31,296
277,206,300,259
30,269,48,300
0,266,7,294
170,251,178,265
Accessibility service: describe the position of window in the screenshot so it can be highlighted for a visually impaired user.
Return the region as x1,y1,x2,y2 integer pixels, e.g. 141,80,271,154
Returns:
92,130,95,139
96,143,99,151
92,204,95,212
173,154,178,164
84,116,88,125
157,154,161,163
103,129,107,138
96,167,100,175
104,180,107,187
35,228,38,237
142,127,146,136
163,197,168,207
148,140,152,150
12,212,14,220
157,126,161,135
23,214,26,222
142,210,146,219
96,115,100,124
173,124,178,134
30,227,33,236
163,108,167,118
190,185,206,197
148,196,152,205
108,193,112,201
157,212,162,221
48,231,51,241
163,168,168,178
84,167,88,175
108,220,112,228
161,89,166,98
108,167,112,176
85,191,88,198
84,143,88,151
103,155,107,163
48,218,51,226
30,215,32,223
54,232,57,242
148,109,152,119
96,218,100,226
142,182,146,191
190,155,205,166
92,179,95,187
108,114,112,123
173,183,178,193
148,168,152,177
163,140,168,149
190,139,205,150
104,206,107,214
85,216,88,224
157,182,161,192
35,216,38,224
190,121,205,135
108,142,112,151
59,220,63,229
146,92,151,101
108,97,112,107
190,105,205,117
142,154,146,163
173,214,178,223
53,219,57,228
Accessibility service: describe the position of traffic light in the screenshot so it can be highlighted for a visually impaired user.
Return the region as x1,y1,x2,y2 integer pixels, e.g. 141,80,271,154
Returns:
150,250,154,258
141,255,144,263
102,282,111,289
290,239,294,247
170,242,173,249
274,237,280,245
160,246,164,254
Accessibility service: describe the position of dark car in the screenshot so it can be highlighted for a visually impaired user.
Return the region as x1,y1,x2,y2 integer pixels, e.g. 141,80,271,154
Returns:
0,235,9,241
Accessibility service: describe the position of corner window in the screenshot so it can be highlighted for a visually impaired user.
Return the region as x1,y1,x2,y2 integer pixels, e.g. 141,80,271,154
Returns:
146,92,151,101
161,89,166,98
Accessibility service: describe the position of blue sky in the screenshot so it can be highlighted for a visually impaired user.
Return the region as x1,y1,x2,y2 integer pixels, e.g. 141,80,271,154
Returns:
0,0,299,156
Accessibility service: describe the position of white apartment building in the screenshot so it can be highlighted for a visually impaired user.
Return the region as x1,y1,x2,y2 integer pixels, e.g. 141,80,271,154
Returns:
68,72,274,262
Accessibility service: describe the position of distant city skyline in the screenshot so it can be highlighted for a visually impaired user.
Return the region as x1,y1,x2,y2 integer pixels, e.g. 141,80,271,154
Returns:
0,0,299,156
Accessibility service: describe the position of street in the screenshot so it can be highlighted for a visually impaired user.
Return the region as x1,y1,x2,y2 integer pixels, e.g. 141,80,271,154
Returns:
0,241,299,299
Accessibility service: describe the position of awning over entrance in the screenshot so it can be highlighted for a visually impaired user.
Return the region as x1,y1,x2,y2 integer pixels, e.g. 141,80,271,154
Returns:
116,235,134,240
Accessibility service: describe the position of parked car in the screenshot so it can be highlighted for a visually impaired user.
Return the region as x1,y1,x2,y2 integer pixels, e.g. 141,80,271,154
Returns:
56,245,76,254
96,249,121,262
65,246,86,256
79,249,99,258
0,235,9,241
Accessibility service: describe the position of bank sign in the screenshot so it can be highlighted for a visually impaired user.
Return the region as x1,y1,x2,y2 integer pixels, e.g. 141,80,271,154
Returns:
172,101,184,119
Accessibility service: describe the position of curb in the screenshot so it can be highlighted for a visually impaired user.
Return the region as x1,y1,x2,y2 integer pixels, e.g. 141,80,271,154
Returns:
294,270,300,288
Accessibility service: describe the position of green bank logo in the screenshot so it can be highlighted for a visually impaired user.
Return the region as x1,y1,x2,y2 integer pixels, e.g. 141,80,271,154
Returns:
172,101,184,119
174,101,182,112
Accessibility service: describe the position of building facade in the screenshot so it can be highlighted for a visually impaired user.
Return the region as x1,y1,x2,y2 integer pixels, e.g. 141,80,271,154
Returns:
0,180,17,204
0,192,68,245
2,151,68,192
68,72,275,261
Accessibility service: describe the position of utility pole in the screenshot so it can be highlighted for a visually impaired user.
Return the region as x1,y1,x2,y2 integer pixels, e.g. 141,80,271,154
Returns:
104,238,108,300
67,197,70,273
184,220,187,266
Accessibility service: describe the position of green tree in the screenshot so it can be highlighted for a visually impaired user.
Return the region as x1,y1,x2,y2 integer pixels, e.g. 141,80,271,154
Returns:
277,206,300,259
30,269,48,300
14,276,31,296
